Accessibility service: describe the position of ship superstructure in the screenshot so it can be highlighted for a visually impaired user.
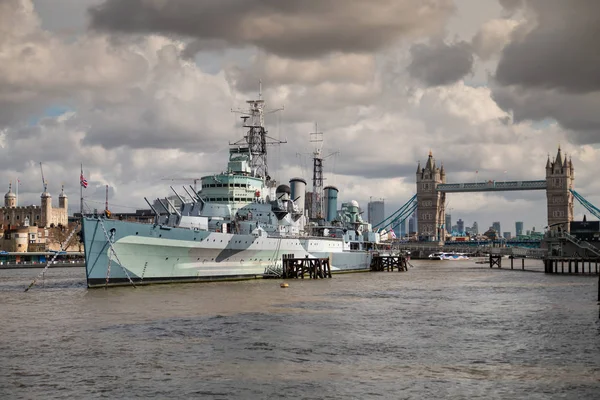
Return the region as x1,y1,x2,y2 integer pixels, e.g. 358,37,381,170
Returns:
82,92,380,287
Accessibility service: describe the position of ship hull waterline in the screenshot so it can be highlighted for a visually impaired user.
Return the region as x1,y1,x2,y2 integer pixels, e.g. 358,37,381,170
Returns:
82,217,374,288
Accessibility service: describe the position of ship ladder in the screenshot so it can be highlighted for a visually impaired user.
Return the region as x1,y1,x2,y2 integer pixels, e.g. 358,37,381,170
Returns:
264,237,283,277
25,223,79,292
98,218,137,288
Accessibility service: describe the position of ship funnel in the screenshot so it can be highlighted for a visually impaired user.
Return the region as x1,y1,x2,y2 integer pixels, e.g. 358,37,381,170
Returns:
324,186,339,222
289,178,306,214
275,184,291,201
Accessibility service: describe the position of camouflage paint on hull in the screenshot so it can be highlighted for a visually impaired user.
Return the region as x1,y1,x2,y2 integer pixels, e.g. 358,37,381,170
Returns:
82,217,373,287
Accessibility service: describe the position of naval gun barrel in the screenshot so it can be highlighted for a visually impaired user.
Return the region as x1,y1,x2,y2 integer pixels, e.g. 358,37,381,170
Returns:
144,197,160,224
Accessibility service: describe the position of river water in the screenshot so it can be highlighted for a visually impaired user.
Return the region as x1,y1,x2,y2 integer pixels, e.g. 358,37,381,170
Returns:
1,261,599,399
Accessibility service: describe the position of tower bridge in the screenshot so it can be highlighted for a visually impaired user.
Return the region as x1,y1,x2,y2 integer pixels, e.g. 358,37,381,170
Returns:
415,147,574,242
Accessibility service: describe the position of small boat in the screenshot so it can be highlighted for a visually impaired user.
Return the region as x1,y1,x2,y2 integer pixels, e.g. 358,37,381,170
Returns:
428,252,469,261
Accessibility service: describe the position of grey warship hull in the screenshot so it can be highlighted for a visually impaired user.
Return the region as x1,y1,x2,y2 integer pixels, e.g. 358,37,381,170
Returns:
82,217,373,287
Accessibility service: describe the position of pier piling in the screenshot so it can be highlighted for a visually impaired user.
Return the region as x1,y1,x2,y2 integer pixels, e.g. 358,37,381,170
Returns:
281,254,332,279
370,254,408,272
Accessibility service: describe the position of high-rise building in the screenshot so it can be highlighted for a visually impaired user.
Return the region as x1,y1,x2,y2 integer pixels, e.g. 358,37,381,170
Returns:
503,232,511,240
400,219,406,237
515,221,523,236
368,200,385,228
457,218,465,235
472,221,479,235
445,214,452,234
408,214,415,234
492,221,501,234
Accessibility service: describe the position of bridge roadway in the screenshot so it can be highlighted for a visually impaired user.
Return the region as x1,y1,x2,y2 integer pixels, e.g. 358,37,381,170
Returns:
436,180,547,193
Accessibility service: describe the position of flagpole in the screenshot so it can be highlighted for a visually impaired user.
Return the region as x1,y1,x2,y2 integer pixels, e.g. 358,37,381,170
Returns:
80,164,83,216
16,177,18,207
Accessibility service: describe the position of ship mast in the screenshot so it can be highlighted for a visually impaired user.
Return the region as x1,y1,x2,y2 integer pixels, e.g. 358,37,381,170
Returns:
309,124,339,221
310,123,324,220
231,81,285,182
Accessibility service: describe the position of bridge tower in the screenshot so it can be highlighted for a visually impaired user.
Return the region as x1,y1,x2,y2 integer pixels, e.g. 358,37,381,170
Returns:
416,151,446,242
546,146,574,232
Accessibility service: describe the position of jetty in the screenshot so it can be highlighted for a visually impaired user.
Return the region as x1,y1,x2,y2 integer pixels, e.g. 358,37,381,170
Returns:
281,254,332,279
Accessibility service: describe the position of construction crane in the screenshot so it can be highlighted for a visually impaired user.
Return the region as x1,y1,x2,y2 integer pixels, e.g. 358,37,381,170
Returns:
39,162,47,192
161,178,201,192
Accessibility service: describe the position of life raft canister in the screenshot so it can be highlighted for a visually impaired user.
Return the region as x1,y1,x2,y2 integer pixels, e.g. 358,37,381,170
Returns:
255,190,261,197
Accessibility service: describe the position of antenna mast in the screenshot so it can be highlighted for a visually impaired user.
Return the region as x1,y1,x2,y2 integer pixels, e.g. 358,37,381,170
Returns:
105,184,109,212
310,123,324,220
231,81,285,182
309,123,340,221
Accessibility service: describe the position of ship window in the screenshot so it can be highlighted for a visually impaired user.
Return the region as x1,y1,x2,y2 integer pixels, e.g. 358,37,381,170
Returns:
16,215,19,220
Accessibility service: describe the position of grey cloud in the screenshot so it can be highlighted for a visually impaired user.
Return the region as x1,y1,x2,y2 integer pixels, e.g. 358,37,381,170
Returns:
495,0,600,94
498,0,523,13
491,84,600,144
408,40,474,86
89,0,454,59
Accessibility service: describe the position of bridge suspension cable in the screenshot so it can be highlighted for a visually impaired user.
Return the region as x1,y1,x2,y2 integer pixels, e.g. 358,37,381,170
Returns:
372,194,417,230
570,189,600,220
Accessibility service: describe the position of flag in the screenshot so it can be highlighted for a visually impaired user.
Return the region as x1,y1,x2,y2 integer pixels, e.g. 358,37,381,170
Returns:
390,230,397,239
80,173,88,188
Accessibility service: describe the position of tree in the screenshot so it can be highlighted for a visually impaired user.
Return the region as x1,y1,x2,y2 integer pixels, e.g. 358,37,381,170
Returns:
47,223,81,251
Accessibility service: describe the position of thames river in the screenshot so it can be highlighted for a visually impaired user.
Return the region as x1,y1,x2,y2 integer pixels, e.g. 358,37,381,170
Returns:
1,261,599,399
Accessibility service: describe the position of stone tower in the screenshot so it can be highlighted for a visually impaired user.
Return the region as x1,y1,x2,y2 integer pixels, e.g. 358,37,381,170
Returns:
4,183,16,208
545,146,574,232
59,185,68,210
41,189,52,227
416,151,446,241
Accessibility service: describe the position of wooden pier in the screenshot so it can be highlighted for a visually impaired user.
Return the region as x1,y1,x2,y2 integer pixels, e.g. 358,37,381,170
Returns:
281,254,332,279
488,255,527,270
543,257,600,274
370,254,408,272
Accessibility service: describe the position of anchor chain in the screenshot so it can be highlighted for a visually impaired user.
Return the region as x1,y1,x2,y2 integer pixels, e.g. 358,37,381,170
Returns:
98,218,136,288
105,229,114,289
24,224,79,292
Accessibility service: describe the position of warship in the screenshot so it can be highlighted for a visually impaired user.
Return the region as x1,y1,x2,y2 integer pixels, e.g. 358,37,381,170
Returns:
82,92,382,287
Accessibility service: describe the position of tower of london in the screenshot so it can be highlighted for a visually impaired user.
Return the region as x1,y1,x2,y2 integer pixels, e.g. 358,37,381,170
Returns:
0,183,69,230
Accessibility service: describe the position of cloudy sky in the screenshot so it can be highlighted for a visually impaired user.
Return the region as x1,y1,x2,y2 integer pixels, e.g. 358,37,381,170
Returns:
2,0,599,235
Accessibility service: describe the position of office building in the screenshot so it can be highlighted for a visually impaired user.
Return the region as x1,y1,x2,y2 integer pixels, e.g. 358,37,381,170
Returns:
492,221,501,235
457,218,465,235
367,200,385,228
515,221,523,236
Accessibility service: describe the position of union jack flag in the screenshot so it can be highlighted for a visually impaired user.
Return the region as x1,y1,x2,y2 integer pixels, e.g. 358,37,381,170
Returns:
80,173,88,188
